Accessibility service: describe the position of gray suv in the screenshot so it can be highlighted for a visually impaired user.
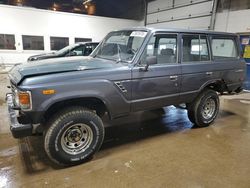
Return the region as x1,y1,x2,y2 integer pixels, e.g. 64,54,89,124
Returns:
6,28,246,166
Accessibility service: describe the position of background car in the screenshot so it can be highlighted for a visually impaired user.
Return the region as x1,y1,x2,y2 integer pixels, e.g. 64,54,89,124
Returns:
27,42,99,62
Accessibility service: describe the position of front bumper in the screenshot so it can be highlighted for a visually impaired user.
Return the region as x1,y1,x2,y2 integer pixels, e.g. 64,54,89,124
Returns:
6,93,33,138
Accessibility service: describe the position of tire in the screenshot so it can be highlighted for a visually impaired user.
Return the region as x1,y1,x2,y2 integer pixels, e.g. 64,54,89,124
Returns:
187,89,219,127
44,106,104,166
187,108,195,124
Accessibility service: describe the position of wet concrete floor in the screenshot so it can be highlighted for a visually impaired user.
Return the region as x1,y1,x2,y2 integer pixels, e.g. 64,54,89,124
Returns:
1,74,250,187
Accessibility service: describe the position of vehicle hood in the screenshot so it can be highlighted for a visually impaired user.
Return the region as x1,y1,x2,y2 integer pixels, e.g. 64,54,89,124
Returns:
9,56,121,84
28,52,56,61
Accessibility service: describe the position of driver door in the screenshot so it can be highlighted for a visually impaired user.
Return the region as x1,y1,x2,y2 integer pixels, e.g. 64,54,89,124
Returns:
131,33,181,111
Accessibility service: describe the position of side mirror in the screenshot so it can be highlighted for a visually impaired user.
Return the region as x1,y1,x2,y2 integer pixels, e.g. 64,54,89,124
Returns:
141,56,157,71
146,56,157,66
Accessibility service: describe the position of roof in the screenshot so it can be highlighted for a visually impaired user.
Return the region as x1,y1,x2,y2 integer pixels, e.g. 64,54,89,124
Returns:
75,42,99,45
117,27,237,36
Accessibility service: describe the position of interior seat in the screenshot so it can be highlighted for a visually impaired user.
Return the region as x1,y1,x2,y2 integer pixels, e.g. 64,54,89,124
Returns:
157,48,175,64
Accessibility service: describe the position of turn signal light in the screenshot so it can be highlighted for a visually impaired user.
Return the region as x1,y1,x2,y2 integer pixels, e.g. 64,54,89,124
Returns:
19,92,31,109
19,93,30,105
43,89,56,95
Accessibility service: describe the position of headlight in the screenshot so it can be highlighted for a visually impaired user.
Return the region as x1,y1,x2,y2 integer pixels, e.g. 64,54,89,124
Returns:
14,90,32,110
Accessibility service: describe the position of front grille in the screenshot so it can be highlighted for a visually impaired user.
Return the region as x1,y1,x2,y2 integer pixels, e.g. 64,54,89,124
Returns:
10,82,16,93
10,78,17,87
10,82,18,107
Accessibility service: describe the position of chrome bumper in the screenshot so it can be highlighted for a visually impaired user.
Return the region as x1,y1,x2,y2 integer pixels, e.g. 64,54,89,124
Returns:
6,93,32,138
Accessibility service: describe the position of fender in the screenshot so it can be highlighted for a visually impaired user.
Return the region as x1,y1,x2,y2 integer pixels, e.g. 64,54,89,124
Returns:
32,79,131,120
43,93,113,115
198,79,225,92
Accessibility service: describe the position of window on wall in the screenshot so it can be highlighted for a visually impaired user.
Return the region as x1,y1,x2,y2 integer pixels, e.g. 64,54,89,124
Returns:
182,34,210,62
22,35,44,50
211,38,238,59
0,34,16,50
75,38,92,43
50,37,69,51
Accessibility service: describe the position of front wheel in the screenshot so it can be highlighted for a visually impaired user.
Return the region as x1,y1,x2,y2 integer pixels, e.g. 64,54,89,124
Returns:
187,89,219,127
44,107,104,166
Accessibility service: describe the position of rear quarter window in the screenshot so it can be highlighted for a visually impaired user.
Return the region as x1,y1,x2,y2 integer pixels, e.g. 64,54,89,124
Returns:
211,37,238,60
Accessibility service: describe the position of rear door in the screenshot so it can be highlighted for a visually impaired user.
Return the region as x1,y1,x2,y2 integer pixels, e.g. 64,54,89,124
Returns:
131,33,181,111
210,36,245,91
180,34,214,103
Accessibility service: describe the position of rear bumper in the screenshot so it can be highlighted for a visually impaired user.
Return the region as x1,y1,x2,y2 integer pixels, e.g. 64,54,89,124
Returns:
6,93,33,138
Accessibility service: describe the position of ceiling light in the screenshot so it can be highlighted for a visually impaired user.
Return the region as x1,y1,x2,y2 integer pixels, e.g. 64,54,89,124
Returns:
16,0,23,6
83,0,92,5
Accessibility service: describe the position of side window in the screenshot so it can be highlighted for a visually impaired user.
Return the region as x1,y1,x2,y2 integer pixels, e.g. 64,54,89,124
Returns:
146,36,156,56
71,45,85,56
182,34,210,62
211,38,238,59
141,34,177,65
200,36,210,61
83,45,93,56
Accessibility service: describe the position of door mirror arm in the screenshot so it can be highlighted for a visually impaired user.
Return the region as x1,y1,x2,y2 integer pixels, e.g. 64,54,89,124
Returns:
139,56,157,72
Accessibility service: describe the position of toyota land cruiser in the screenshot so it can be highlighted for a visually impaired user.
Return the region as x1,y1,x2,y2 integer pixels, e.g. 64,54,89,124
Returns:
6,28,246,166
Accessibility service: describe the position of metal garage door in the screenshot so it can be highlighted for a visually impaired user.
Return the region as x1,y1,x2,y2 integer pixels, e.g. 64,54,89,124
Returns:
146,0,217,30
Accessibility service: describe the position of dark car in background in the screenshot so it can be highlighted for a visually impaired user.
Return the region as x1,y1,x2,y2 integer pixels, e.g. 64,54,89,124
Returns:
27,42,99,61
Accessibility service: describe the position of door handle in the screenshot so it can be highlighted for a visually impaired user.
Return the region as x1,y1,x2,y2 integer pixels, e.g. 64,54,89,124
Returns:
170,75,178,81
206,72,213,75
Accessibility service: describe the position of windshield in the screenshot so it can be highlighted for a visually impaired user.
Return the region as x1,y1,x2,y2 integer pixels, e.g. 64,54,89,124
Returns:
93,30,148,62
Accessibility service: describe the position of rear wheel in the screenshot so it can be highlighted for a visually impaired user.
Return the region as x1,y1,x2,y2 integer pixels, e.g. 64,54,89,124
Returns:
187,89,219,127
44,106,104,166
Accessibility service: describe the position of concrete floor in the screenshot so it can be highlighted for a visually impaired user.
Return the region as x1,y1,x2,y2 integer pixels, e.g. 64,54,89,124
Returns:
1,74,250,188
